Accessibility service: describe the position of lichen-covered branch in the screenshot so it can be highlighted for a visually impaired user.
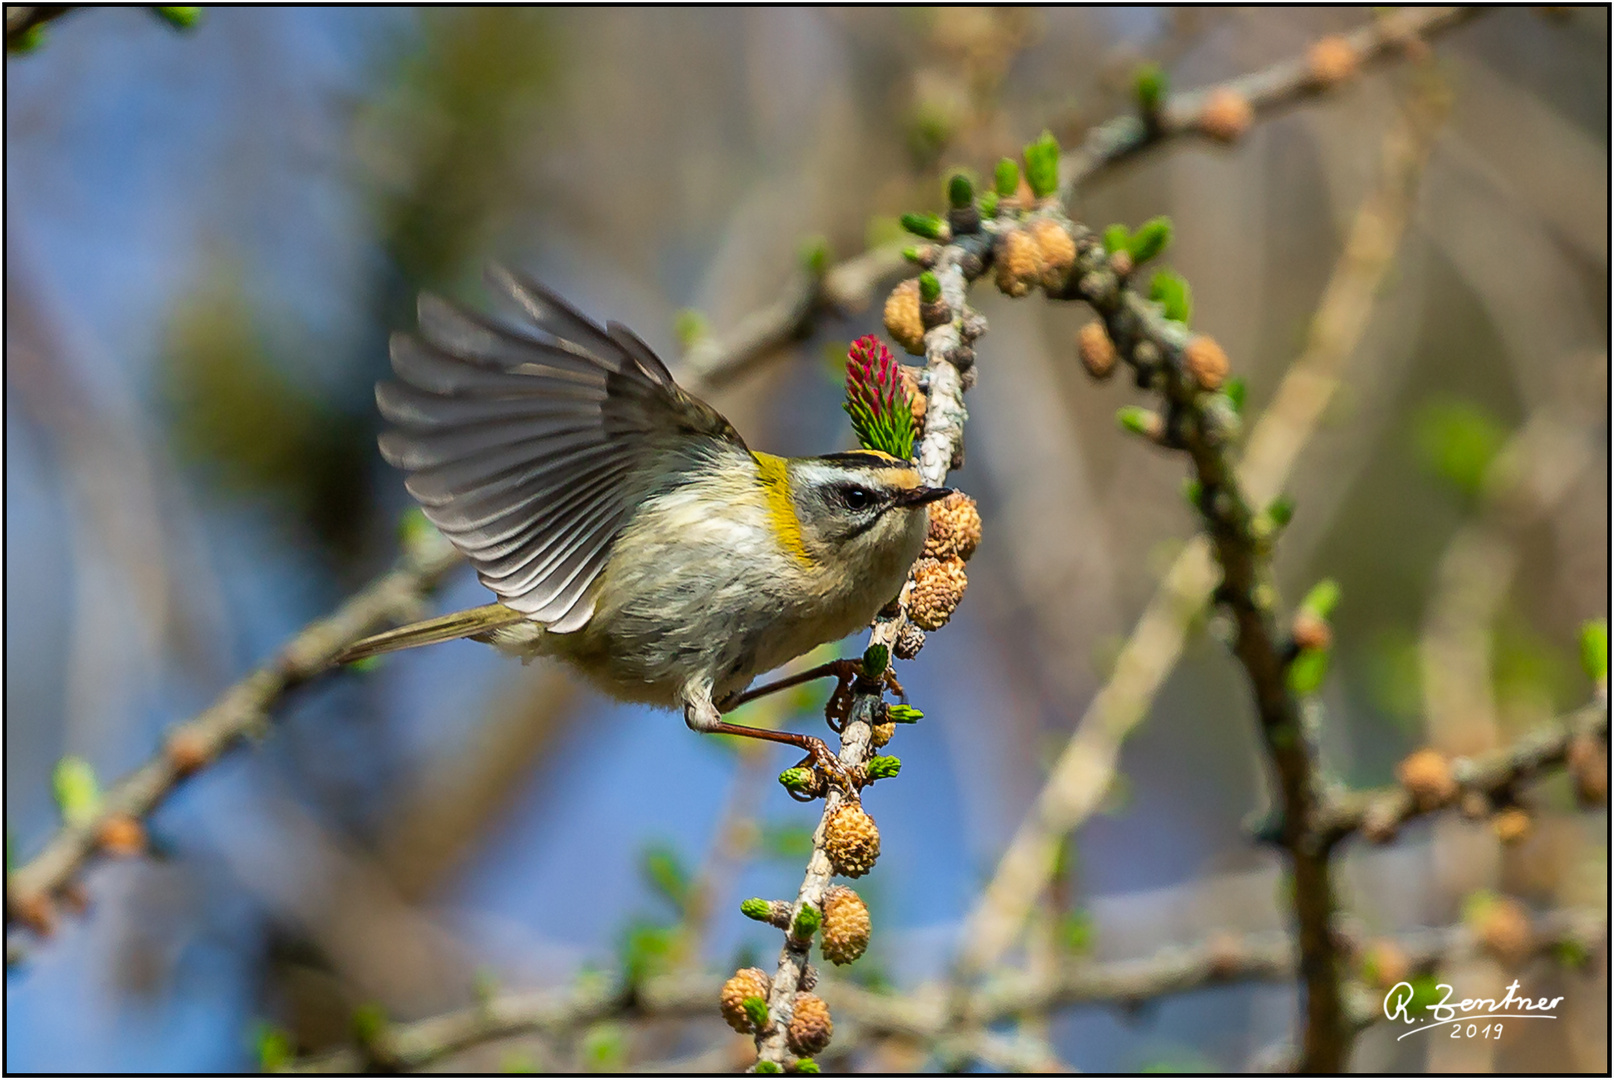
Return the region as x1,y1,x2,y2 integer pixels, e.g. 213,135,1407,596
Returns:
1057,6,1477,198
750,240,985,1072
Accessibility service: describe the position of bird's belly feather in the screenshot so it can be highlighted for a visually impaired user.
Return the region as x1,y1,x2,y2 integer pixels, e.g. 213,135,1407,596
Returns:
496,475,923,710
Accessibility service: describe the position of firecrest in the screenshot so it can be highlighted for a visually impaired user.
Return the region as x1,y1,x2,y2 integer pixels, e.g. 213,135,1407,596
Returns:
338,267,950,762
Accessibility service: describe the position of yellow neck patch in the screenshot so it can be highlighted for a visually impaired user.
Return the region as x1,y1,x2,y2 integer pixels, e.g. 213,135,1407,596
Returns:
753,452,812,565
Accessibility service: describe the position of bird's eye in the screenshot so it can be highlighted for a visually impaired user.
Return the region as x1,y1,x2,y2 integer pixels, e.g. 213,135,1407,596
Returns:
842,486,872,511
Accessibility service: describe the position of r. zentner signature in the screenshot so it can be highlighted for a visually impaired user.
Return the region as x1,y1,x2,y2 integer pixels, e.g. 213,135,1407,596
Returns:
1384,979,1563,1040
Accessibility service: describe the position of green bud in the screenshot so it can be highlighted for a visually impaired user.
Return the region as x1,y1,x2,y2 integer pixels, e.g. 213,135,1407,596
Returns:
742,997,772,1032
1061,909,1095,954
917,271,941,304
1148,269,1193,325
1182,479,1202,508
976,190,999,219
867,755,902,780
1299,579,1341,620
500,1049,540,1073
620,920,676,984
946,172,974,208
673,309,708,349
1287,647,1330,696
779,767,814,793
1102,223,1130,254
1117,406,1159,439
640,843,691,910
580,1023,627,1072
1135,62,1168,115
8,24,46,54
1266,494,1296,528
1224,376,1247,414
862,643,889,678
351,1002,387,1045
799,236,830,278
1127,216,1173,264
791,904,821,939
1553,938,1592,970
755,1061,783,1075
901,245,923,264
346,654,382,672
794,1059,821,1074
473,966,499,1007
741,897,774,922
885,704,923,723
1414,400,1506,497
1461,888,1500,924
397,506,441,553
994,157,1020,197
53,756,101,828
155,7,203,30
1023,130,1061,199
1580,619,1608,684
256,1025,293,1072
899,212,946,241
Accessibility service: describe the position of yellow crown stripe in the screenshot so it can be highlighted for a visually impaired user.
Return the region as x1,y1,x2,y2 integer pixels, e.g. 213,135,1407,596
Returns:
753,452,813,566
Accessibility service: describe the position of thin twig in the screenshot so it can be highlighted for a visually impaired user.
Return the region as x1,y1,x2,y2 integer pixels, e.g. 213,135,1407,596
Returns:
1317,701,1610,846
1057,6,1477,198
4,530,462,933
677,246,908,390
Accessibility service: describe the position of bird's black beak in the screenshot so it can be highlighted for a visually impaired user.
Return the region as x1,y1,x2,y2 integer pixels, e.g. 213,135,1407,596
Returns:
898,485,955,507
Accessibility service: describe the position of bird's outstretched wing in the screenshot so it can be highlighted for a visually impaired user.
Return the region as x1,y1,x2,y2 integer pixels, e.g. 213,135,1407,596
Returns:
377,266,744,633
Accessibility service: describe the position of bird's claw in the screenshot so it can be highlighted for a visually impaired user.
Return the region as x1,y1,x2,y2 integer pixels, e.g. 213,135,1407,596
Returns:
790,739,853,799
825,659,907,731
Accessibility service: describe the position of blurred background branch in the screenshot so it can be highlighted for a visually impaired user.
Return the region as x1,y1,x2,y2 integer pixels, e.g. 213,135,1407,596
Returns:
6,528,463,936
957,66,1444,984
5,6,1605,1074
281,905,1605,1072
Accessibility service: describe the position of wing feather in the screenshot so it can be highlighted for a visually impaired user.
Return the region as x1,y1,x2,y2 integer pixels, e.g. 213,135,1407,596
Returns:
437,458,636,561
377,267,744,628
415,455,636,541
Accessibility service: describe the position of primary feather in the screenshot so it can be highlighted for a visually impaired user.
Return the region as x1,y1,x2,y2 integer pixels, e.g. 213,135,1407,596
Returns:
376,267,743,634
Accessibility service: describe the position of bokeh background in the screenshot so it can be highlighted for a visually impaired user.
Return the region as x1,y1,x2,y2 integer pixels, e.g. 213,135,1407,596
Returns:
5,7,1607,1072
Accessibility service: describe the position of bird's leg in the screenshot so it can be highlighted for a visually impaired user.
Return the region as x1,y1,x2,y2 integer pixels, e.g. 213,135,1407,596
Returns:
718,658,904,732
687,682,850,791
717,659,864,712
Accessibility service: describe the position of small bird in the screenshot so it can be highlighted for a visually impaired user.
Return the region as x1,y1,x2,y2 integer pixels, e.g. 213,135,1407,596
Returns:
339,267,951,768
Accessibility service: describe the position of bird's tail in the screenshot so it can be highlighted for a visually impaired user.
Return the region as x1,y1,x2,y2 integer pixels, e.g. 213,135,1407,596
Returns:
335,603,527,665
